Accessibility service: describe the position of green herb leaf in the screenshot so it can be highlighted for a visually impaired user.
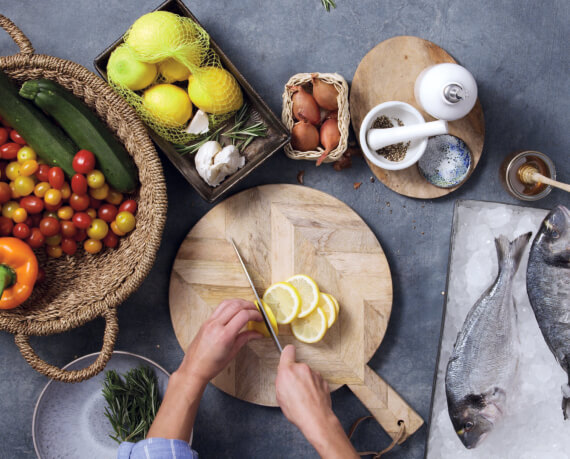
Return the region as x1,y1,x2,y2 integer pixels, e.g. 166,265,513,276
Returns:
321,0,337,11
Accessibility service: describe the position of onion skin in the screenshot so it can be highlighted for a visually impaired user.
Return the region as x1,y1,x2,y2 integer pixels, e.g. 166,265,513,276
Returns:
316,118,340,166
311,75,339,111
290,85,320,125
291,120,320,152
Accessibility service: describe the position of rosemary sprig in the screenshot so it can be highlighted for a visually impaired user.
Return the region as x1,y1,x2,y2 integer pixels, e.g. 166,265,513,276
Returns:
174,124,224,156
321,0,336,11
225,121,268,150
102,366,160,444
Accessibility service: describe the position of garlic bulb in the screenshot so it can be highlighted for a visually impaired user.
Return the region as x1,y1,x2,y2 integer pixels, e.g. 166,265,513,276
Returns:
195,141,245,187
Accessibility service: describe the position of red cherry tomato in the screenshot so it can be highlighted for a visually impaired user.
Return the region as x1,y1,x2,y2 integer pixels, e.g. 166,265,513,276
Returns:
9,130,26,145
0,143,20,160
118,199,137,214
20,196,45,214
74,228,87,242
89,196,102,209
72,150,96,174
72,212,91,230
69,193,90,211
0,216,13,236
98,204,118,223
60,220,77,238
26,227,45,249
103,231,119,248
0,127,8,145
61,237,77,255
48,167,65,190
39,217,60,237
0,182,11,204
71,174,88,195
44,201,63,212
35,164,50,182
13,222,31,239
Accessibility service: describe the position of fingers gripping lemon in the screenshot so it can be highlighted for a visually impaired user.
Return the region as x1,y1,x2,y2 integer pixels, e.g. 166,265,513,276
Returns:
247,300,279,338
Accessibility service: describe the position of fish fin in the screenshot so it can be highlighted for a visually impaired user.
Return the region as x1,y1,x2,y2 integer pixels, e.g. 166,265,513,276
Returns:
494,232,532,277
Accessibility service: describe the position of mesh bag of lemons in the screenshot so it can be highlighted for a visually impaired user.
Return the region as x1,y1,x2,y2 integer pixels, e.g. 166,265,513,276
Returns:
107,11,243,145
248,275,340,344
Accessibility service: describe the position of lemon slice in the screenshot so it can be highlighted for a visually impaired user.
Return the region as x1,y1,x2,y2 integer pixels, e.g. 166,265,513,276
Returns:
262,282,301,324
247,300,279,338
287,274,320,318
291,307,328,344
325,293,340,315
318,293,337,328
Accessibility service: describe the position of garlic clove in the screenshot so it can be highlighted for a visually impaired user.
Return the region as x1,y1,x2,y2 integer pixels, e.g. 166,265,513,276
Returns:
186,109,210,134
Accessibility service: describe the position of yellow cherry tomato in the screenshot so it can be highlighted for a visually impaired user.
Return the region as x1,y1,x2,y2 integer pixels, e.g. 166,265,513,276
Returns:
44,189,63,206
12,207,27,223
34,182,51,198
5,162,21,181
13,176,35,196
46,245,63,258
105,189,123,206
19,159,39,177
115,211,136,233
45,234,62,246
87,170,105,189
57,206,74,220
89,183,109,200
61,182,71,200
2,201,19,218
110,221,126,236
87,218,109,240
9,182,21,199
17,146,36,163
84,238,102,254
86,208,97,219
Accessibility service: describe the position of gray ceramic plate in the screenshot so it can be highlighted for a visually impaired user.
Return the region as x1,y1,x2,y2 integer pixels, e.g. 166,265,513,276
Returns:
33,351,170,459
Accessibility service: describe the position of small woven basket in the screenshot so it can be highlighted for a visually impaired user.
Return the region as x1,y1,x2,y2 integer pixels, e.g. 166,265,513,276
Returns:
282,72,349,163
0,16,167,383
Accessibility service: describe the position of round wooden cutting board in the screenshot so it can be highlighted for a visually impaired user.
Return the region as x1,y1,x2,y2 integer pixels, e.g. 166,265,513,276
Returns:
350,36,485,199
169,184,423,441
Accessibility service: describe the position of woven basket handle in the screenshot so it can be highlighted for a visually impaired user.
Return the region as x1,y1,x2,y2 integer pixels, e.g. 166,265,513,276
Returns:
14,308,119,383
0,15,35,55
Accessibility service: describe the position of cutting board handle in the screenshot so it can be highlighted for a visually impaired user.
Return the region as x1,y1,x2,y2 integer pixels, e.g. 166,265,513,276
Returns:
348,366,423,443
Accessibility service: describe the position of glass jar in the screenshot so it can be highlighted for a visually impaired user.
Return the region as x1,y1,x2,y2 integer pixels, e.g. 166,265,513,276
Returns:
499,150,556,201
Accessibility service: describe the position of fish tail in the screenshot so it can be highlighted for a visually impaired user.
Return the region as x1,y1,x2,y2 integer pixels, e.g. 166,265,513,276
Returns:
495,232,532,277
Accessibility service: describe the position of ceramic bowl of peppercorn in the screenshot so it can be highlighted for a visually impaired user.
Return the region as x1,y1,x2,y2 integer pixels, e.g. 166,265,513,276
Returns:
359,101,428,170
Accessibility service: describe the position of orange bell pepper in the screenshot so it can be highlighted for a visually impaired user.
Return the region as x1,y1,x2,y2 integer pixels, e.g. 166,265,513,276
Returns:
0,237,38,310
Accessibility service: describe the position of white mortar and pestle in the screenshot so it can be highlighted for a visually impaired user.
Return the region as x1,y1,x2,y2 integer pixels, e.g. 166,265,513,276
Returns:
359,101,448,170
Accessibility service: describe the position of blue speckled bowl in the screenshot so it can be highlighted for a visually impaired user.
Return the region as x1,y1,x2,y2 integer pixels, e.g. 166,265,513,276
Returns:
33,351,171,459
418,135,472,188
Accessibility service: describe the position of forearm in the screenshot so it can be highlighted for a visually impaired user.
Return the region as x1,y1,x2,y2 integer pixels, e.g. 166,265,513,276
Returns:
147,370,206,442
303,413,359,459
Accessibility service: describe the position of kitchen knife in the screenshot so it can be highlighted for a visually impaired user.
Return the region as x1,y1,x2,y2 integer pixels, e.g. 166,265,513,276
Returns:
230,238,283,353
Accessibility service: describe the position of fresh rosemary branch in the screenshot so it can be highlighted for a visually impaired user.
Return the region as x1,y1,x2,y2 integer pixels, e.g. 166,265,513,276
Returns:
174,124,224,156
102,366,160,444
321,0,336,12
225,121,268,150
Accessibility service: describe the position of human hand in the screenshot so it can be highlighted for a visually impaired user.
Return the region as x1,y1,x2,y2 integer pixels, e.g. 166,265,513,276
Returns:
179,299,262,387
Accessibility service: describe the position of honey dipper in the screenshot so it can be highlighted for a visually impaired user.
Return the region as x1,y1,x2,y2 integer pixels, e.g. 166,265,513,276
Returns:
518,164,570,193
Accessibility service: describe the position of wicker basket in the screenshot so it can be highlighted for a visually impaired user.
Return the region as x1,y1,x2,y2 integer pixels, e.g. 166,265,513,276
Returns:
282,72,349,163
0,16,167,383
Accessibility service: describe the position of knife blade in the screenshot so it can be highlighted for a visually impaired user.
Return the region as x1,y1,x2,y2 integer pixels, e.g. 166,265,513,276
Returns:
230,238,283,353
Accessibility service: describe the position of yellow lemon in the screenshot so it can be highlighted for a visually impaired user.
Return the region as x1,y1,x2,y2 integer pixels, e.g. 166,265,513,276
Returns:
286,274,320,318
325,293,340,315
188,67,243,115
318,293,337,328
291,307,328,344
247,300,279,338
142,84,193,127
158,58,191,83
107,44,157,90
262,282,301,324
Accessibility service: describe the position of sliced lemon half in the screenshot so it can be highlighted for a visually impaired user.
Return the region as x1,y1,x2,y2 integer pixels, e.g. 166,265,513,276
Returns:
325,293,340,315
262,282,301,324
287,274,320,318
318,293,337,328
291,306,327,344
247,300,278,338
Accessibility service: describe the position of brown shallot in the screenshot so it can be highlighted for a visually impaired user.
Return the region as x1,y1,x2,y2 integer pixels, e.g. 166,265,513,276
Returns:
311,75,339,111
316,118,340,166
290,85,321,125
291,120,320,152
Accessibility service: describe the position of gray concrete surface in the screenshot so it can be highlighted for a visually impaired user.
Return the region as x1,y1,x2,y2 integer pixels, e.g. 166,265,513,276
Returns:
0,0,568,457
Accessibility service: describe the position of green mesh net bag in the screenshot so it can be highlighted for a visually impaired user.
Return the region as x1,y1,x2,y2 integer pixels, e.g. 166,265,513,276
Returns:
107,11,243,145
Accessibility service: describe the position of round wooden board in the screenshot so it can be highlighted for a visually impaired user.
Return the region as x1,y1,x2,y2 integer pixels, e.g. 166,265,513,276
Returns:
350,36,485,199
169,185,423,440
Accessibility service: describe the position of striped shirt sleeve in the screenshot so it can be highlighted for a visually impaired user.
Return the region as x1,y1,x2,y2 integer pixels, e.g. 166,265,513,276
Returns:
118,437,198,459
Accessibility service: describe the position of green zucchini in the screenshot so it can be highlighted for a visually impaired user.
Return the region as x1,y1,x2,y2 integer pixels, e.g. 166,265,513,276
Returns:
0,71,77,176
20,79,138,193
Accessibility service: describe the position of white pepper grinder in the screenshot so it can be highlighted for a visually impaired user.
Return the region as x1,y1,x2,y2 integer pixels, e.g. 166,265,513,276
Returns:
414,63,478,121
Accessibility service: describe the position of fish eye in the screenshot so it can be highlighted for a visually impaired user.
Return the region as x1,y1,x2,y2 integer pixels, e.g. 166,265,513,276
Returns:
550,230,560,239
464,421,474,431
